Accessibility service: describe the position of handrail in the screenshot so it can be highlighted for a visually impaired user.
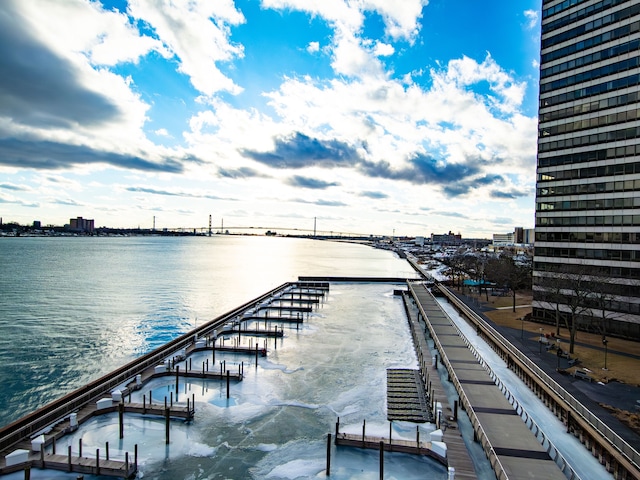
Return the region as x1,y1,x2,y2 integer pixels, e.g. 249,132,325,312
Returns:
436,283,640,476
0,281,308,452
441,298,581,480
407,282,511,480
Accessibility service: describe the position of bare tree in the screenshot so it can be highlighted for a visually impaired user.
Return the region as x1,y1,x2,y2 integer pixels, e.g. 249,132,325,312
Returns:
534,273,565,336
487,253,532,313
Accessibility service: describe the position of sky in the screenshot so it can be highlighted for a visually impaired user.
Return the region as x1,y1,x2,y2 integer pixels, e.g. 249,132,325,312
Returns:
0,0,542,238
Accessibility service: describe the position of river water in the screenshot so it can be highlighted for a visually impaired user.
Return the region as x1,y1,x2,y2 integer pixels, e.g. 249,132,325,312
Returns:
0,236,450,479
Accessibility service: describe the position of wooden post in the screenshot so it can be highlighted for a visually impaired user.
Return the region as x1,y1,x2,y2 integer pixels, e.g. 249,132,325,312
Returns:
189,358,192,371
106,442,109,460
143,394,146,413
68,445,72,472
170,391,173,407
52,436,56,454
134,444,138,469
175,366,180,393
23,466,30,480
206,358,209,372
119,402,124,439
212,339,216,364
40,448,44,468
125,452,129,472
96,448,100,476
226,370,230,398
389,421,392,451
255,344,259,363
454,400,458,421
326,433,331,476
202,361,205,376
379,441,384,480
362,419,366,446
79,438,82,458
417,426,420,454
150,390,152,405
165,408,170,444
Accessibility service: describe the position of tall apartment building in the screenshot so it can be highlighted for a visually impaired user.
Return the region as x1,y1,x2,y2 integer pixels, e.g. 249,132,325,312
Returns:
533,0,640,339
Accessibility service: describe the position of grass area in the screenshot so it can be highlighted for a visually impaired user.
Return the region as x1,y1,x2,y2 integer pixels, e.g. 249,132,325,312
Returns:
460,288,640,387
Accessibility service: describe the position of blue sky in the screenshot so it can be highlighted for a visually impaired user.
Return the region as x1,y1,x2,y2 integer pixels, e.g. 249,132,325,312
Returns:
0,0,541,237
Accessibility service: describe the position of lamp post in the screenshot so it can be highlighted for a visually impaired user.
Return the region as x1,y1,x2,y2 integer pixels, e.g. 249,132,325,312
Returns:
602,337,608,370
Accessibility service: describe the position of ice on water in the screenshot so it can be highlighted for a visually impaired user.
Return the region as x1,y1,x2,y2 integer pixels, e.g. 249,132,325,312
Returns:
6,284,448,479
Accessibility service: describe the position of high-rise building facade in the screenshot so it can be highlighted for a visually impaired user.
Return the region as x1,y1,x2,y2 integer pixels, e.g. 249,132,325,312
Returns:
533,0,640,339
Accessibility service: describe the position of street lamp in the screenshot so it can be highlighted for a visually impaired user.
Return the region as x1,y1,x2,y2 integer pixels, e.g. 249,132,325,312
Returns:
602,337,608,370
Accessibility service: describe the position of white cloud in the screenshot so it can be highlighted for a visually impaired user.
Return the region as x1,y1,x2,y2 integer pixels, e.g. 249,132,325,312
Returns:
263,0,426,79
373,42,394,57
307,41,320,53
127,0,246,96
154,128,170,137
524,9,538,30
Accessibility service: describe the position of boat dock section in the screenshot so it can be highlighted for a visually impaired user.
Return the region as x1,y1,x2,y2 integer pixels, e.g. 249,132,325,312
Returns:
386,369,431,423
0,281,328,478
407,282,568,480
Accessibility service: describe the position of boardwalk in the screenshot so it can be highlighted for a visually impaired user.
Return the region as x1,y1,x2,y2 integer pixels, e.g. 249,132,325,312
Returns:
402,291,477,479
408,283,568,480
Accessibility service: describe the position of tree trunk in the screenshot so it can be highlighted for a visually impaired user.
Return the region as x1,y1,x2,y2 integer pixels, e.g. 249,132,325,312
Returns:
569,313,577,354
512,290,516,313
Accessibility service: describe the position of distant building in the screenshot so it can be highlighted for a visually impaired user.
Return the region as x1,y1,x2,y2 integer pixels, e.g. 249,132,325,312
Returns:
32,221,41,229
430,231,462,246
493,232,515,245
69,217,94,233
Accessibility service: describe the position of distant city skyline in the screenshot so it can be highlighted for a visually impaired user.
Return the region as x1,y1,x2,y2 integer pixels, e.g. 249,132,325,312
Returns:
0,0,541,237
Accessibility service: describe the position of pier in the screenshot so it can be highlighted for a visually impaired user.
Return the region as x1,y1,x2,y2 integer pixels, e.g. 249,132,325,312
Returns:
0,281,328,478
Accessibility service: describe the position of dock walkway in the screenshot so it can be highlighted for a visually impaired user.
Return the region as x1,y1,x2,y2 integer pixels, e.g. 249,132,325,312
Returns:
408,283,568,480
402,291,476,479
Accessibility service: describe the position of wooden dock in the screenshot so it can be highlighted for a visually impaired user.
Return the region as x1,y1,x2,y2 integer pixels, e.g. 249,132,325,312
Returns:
334,432,446,465
386,369,431,423
0,451,137,478
402,291,477,479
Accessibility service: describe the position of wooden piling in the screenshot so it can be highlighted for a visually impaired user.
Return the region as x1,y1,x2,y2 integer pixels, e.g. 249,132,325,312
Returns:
326,433,332,476
23,465,30,480
135,444,138,469
454,400,458,421
175,366,180,393
362,419,366,446
68,445,72,472
379,441,384,480
96,448,100,476
119,402,124,439
226,370,230,398
52,436,56,454
106,441,109,460
40,447,44,467
389,421,392,452
79,438,82,458
150,390,152,405
165,408,170,444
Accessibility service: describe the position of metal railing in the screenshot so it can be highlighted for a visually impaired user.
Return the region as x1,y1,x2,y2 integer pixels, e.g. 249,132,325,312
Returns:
436,283,640,476
407,282,511,480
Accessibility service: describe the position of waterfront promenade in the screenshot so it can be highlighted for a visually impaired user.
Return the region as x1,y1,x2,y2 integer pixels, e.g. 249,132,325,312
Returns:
408,282,569,480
